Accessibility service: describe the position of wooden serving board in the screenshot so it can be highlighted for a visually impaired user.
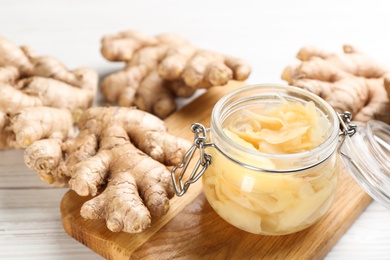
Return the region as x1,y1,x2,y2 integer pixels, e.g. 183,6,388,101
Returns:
61,81,372,260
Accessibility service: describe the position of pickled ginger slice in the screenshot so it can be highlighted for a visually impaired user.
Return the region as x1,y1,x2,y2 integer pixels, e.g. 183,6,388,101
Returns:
241,109,284,130
258,125,310,144
276,185,333,232
224,99,330,155
223,128,258,151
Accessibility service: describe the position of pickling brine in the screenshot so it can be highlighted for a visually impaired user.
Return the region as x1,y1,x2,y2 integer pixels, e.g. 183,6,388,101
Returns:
202,84,341,235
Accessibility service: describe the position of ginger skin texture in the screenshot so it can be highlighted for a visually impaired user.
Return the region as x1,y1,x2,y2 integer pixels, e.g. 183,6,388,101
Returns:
281,45,390,123
0,36,98,150
101,30,251,119
24,106,190,233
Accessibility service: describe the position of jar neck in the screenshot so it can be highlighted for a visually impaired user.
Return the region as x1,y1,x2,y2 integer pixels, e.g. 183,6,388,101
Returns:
210,84,340,173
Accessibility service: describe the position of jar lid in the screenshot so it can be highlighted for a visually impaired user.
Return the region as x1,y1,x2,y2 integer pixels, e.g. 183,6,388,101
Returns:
340,120,390,209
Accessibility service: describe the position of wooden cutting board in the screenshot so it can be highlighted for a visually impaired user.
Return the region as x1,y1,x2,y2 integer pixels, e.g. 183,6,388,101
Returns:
60,80,372,260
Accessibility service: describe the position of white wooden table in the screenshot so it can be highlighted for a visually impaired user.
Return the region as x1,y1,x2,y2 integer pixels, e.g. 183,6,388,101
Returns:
1,0,390,259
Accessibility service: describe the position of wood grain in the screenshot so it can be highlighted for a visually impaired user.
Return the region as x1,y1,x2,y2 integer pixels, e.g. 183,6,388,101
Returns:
60,81,372,260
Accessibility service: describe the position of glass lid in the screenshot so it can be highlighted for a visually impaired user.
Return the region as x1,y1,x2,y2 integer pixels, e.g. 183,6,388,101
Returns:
340,120,390,210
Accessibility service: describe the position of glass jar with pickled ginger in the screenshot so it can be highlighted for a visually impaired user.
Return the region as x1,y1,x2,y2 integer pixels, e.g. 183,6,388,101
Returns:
171,84,378,236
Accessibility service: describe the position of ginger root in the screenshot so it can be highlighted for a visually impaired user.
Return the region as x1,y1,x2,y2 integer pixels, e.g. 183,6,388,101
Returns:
282,45,390,123
101,30,251,118
25,106,190,233
0,36,98,150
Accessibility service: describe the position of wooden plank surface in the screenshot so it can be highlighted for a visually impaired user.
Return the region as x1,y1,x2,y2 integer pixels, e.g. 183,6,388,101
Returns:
60,80,373,259
0,149,102,260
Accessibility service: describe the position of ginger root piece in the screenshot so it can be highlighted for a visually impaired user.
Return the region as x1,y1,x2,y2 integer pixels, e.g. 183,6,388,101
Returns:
0,36,98,150
101,30,158,61
281,45,390,123
0,36,32,74
25,106,190,233
101,30,251,118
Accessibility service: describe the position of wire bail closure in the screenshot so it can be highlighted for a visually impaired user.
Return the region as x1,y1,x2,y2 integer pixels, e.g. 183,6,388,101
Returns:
171,111,357,197
337,111,357,150
171,123,212,196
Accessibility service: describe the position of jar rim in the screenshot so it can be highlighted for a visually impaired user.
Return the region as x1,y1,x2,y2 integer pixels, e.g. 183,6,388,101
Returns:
211,83,340,163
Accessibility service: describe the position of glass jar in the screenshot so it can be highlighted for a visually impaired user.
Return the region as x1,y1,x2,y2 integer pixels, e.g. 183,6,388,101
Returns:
202,84,340,235
171,83,389,236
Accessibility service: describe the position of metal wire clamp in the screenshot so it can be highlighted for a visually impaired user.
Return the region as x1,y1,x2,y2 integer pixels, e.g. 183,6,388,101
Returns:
337,111,357,151
171,123,212,196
